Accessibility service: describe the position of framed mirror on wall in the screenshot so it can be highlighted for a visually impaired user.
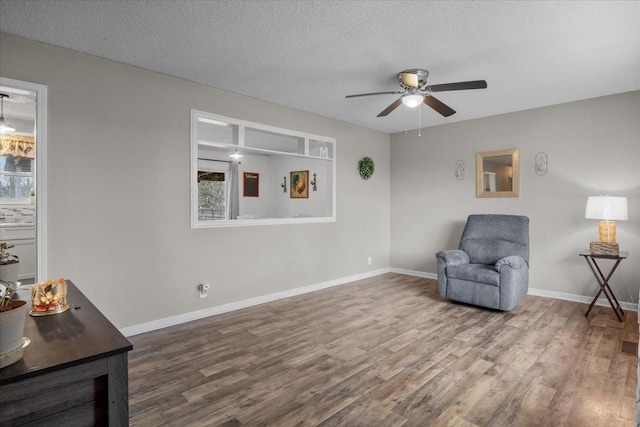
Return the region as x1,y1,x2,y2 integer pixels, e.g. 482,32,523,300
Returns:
476,148,519,198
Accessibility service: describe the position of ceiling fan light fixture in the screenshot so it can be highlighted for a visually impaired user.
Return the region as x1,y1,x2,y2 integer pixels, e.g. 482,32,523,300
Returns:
401,93,424,108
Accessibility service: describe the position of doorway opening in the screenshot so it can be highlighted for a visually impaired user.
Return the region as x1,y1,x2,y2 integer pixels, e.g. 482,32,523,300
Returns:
0,77,47,283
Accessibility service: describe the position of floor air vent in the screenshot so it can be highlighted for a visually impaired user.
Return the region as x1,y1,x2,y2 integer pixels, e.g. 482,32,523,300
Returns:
621,341,638,356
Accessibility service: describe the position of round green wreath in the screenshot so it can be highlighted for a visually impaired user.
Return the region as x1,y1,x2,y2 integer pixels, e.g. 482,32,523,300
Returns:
358,157,375,180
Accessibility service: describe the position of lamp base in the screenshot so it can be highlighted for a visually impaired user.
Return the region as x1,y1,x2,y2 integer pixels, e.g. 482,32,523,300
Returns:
598,220,617,243
590,241,619,256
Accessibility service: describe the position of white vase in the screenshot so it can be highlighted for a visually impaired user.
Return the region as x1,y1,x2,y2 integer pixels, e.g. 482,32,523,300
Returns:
0,262,20,285
0,300,28,355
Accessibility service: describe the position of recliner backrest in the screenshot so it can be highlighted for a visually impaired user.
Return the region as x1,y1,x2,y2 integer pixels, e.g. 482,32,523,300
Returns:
459,214,529,265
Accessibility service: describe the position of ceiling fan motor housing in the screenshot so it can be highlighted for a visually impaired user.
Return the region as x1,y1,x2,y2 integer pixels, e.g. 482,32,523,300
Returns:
398,69,429,90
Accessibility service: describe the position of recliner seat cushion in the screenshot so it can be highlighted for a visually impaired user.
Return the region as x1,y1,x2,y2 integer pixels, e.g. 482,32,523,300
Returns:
446,264,500,286
447,279,500,309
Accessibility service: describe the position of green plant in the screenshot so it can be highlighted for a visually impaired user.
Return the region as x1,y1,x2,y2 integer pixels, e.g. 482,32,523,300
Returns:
358,157,375,180
0,243,19,265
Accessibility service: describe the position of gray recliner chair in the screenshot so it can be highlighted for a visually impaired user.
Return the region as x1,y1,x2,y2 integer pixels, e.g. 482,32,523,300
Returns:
436,214,529,311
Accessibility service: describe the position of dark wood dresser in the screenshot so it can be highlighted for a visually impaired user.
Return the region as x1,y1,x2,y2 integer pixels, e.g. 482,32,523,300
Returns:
0,280,133,426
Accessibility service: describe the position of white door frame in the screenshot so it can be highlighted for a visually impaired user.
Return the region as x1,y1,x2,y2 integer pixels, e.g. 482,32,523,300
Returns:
1,77,48,281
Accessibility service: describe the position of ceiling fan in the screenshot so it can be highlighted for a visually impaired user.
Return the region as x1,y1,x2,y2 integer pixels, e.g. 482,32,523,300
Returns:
345,69,487,118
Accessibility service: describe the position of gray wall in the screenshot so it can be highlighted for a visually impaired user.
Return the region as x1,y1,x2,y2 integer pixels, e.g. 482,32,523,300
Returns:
2,30,637,327
0,33,391,328
391,91,640,302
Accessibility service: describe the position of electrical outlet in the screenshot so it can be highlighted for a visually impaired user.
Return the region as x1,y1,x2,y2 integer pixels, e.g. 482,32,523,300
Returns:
367,256,372,265
198,283,211,298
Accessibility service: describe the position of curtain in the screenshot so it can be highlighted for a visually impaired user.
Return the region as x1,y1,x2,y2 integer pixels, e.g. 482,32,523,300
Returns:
228,162,240,220
1,134,35,158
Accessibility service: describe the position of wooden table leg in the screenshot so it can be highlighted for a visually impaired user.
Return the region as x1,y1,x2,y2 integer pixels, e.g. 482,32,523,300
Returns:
583,256,625,321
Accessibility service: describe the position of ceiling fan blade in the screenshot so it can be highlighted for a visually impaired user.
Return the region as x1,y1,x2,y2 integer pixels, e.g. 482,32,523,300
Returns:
399,72,419,88
426,80,487,92
423,96,456,117
345,91,399,99
377,97,404,117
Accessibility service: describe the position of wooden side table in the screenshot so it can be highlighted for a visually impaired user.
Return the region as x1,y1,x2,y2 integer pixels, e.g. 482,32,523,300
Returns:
0,281,133,425
579,251,628,322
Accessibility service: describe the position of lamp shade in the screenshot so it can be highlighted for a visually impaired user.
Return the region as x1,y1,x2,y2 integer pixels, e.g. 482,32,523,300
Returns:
585,196,628,220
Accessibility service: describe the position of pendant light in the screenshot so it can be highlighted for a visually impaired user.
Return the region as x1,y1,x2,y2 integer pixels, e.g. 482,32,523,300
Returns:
229,149,243,160
0,93,16,133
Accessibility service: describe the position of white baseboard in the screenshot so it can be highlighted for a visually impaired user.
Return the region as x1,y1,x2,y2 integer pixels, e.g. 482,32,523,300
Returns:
527,287,638,313
121,266,637,337
120,267,392,337
390,268,437,280
391,268,639,313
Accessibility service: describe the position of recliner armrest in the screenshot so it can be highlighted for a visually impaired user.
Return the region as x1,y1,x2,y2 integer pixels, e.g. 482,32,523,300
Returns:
436,250,469,266
495,255,527,271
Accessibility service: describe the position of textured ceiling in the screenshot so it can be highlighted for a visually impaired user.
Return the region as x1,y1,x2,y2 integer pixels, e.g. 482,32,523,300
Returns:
1,1,639,134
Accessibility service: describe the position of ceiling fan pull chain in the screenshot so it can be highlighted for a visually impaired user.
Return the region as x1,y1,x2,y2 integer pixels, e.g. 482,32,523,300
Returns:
418,105,422,137
403,108,408,134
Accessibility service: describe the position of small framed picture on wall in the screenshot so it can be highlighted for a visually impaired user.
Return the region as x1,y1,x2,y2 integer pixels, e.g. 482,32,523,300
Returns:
243,172,259,197
290,170,309,199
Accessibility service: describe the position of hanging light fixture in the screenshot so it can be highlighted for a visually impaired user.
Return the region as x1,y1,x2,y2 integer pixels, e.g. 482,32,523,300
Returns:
0,93,16,133
401,90,424,108
229,149,243,160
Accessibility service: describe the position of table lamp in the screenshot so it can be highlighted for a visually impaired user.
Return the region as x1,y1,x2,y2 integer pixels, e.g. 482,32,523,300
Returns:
585,195,627,255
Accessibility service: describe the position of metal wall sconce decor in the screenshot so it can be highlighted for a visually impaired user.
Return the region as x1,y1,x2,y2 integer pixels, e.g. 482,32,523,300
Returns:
535,152,548,176
455,160,465,181
281,176,287,192
310,173,317,191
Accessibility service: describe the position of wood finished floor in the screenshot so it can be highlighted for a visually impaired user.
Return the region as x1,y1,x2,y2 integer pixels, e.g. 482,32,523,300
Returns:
128,274,638,426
